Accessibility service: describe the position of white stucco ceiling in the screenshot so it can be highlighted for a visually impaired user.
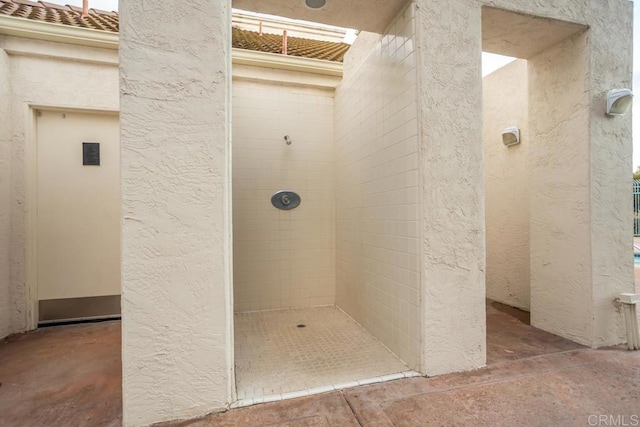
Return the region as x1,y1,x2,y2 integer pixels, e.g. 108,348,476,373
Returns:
482,7,587,59
232,0,409,32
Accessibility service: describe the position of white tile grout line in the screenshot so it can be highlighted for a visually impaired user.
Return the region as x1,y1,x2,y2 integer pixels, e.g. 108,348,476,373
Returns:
234,304,336,315
332,305,413,370
229,370,423,409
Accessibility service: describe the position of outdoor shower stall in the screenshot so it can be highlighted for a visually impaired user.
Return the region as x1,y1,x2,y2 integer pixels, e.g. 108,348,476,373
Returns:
117,0,633,425
232,3,422,401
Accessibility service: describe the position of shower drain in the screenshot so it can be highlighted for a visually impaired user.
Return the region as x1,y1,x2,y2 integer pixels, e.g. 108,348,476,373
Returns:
296,324,306,328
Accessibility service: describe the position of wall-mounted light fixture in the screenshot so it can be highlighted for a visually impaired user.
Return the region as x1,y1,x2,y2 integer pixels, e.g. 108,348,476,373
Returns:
305,0,326,9
606,88,633,116
502,126,520,147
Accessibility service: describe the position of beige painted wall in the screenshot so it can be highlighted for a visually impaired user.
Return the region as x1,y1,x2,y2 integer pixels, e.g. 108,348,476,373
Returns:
529,32,593,344
335,3,421,371
0,48,10,339
232,80,336,312
587,0,634,347
415,0,486,376
0,0,634,423
529,0,634,347
36,111,120,301
414,0,633,374
0,32,340,338
0,35,119,337
483,59,530,311
119,0,232,425
480,0,588,25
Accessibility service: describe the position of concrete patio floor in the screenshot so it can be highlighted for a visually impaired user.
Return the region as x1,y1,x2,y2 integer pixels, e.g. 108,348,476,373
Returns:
1,301,638,426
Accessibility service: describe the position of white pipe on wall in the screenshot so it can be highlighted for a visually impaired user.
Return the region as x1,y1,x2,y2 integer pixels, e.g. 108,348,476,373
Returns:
617,293,640,350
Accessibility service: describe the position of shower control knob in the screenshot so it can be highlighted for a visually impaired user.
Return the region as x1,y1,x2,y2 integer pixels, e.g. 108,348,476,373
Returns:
271,190,301,210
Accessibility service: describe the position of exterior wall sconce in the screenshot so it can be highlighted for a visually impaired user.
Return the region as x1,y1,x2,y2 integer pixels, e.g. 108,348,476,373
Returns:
502,126,520,146
606,88,633,116
305,0,326,9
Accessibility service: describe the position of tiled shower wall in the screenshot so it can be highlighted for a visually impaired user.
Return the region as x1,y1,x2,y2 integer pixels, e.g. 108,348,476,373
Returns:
334,3,421,370
232,81,335,312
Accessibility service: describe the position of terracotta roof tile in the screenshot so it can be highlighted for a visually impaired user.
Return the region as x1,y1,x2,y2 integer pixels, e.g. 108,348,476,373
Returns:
0,0,350,62
0,0,118,32
231,27,349,62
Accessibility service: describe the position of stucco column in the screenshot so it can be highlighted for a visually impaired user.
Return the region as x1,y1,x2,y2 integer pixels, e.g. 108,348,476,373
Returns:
587,0,634,346
119,1,233,425
0,48,11,338
415,0,487,375
529,0,633,347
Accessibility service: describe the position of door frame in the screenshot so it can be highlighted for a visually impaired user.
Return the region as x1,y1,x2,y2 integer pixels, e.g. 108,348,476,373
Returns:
25,104,119,330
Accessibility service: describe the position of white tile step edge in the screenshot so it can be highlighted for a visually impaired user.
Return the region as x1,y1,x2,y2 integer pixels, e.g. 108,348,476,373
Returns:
230,370,422,409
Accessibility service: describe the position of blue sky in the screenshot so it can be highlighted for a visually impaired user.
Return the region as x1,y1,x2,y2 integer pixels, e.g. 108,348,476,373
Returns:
50,0,640,169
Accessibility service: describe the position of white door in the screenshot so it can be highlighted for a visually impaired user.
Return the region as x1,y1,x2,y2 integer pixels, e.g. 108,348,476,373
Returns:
36,110,120,322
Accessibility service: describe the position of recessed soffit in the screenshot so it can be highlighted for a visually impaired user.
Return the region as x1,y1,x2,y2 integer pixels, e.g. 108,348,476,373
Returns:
482,7,587,59
232,0,409,33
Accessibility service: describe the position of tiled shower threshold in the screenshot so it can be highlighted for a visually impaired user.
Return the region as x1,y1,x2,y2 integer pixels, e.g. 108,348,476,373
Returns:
231,370,422,409
233,306,422,408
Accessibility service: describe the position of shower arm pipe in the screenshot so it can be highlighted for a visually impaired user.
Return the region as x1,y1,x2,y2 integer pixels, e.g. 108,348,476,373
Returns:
282,30,288,55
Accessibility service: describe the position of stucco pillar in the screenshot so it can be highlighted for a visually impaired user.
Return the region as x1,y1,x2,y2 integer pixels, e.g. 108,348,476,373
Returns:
415,0,487,375
119,1,233,425
0,48,11,339
529,0,633,347
587,0,634,346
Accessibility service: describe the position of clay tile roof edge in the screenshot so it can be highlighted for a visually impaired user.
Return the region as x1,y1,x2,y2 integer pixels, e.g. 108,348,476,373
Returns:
0,0,350,62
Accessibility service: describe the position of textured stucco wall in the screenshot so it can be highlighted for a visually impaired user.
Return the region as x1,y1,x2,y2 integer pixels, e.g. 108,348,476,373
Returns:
0,48,11,339
233,80,336,312
0,35,119,337
415,0,486,376
529,0,633,347
483,59,530,311
0,0,633,418
587,0,634,347
482,7,586,59
414,0,631,374
480,0,589,26
529,31,593,345
119,1,233,425
335,3,421,370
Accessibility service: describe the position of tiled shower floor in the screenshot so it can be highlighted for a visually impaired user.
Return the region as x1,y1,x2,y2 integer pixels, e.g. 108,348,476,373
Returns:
234,306,412,403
